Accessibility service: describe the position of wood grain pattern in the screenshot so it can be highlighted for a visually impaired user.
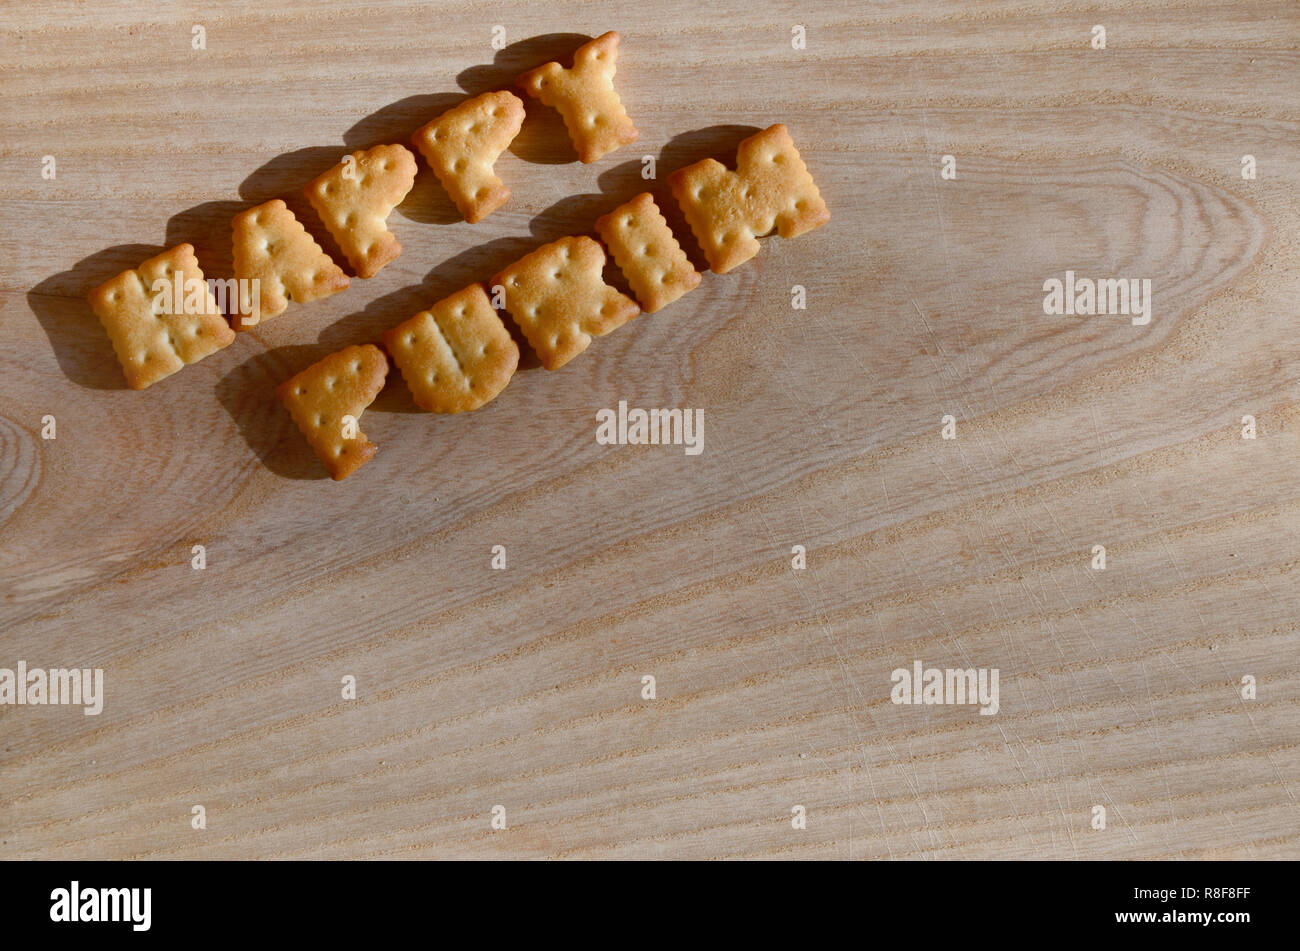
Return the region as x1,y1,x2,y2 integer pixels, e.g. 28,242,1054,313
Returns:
2,0,1298,859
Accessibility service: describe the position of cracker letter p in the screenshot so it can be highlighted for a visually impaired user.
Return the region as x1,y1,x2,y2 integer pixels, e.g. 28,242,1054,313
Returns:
305,144,418,278
277,344,388,480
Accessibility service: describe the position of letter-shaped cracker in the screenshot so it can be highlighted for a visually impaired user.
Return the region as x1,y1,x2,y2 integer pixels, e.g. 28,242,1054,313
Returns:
277,344,388,480
382,284,519,413
667,124,830,274
516,31,638,164
411,92,525,223
490,236,639,371
304,144,417,278
232,199,350,326
594,192,701,313
87,243,235,390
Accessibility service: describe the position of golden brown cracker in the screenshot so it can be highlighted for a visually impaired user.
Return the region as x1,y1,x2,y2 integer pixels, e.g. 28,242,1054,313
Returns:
87,243,235,390
304,144,417,278
667,123,829,274
594,192,701,313
490,236,639,371
517,31,638,164
382,284,519,414
231,199,350,327
277,344,388,480
411,92,525,223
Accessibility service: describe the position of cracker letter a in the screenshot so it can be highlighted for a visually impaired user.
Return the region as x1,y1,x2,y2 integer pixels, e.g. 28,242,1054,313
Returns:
232,199,350,326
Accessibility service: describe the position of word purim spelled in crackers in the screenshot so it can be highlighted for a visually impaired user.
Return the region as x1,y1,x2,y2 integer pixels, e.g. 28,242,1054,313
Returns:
594,192,701,313
277,344,389,480
232,199,350,326
517,31,638,164
412,91,525,224
304,144,418,278
667,123,830,274
88,243,235,390
491,236,640,371
383,283,519,414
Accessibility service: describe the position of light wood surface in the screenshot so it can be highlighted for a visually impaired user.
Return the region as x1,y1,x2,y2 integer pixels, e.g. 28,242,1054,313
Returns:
2,0,1298,860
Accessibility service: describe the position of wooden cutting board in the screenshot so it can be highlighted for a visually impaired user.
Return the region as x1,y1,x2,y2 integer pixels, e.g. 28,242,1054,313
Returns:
2,0,1297,859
